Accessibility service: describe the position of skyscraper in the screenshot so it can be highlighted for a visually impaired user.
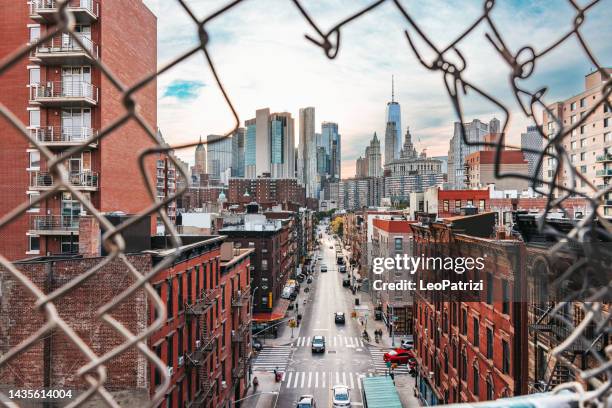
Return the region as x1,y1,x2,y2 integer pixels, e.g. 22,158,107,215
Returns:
194,136,207,175
385,76,402,160
231,128,245,178
366,132,382,177
447,119,490,188
207,134,232,180
320,121,341,181
299,107,318,198
384,121,397,165
244,108,295,179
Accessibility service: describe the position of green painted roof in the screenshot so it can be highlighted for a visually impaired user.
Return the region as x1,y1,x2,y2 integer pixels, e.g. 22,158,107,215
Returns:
361,376,403,408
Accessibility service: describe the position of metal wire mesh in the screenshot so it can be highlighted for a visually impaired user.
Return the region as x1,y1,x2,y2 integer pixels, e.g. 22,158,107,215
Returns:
0,0,610,407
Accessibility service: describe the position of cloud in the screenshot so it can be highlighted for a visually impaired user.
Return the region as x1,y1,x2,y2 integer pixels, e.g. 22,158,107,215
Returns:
162,79,206,101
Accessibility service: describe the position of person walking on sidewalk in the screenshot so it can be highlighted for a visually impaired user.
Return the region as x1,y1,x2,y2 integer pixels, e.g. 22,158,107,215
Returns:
252,376,259,393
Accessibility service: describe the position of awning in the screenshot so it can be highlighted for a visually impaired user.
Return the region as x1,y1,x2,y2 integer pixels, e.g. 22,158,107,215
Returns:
252,298,290,322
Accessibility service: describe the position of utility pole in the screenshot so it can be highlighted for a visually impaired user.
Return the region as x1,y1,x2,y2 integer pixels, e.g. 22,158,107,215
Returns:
390,304,395,347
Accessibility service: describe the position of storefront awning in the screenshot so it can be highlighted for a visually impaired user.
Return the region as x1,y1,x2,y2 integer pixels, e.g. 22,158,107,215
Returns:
252,298,290,322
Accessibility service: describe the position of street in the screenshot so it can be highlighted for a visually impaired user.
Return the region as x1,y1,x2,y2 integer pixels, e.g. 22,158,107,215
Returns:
251,222,418,407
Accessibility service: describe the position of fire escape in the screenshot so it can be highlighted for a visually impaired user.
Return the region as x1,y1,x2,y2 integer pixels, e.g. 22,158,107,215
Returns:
529,303,605,392
231,286,251,381
186,288,219,408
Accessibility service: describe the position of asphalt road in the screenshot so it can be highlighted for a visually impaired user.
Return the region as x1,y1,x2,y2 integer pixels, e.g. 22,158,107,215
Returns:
276,224,375,407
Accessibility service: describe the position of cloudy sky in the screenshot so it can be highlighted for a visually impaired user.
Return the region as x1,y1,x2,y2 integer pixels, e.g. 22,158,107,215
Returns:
142,0,611,178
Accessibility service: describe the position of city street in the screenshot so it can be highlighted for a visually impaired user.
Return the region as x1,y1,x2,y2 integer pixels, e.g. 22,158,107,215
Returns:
250,222,417,407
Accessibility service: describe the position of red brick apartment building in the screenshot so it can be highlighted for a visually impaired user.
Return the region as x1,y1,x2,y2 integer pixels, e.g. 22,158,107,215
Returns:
465,150,529,190
0,235,253,408
228,177,306,208
438,189,490,218
0,0,157,260
411,213,528,405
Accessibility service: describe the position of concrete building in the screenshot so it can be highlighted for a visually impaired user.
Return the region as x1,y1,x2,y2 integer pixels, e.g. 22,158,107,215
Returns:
542,69,612,217
0,0,157,260
366,132,382,177
155,129,178,229
231,127,245,178
298,107,318,198
195,137,207,176
465,150,530,190
355,156,367,178
448,119,495,188
438,189,490,218
206,135,232,181
520,125,543,184
384,121,397,165
227,177,306,209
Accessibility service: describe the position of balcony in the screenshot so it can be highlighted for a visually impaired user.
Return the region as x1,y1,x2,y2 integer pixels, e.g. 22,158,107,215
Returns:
603,200,612,206
29,171,99,191
231,286,250,308
595,168,612,177
185,288,218,318
29,215,79,235
30,81,98,107
231,323,249,343
29,0,99,23
190,378,216,407
231,357,249,379
32,35,98,65
185,333,217,368
30,126,98,147
596,153,612,162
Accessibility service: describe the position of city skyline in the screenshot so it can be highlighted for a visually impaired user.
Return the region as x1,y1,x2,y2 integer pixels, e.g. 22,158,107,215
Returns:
144,0,612,179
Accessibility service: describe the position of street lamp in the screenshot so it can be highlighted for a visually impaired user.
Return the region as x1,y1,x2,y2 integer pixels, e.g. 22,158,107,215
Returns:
232,391,279,406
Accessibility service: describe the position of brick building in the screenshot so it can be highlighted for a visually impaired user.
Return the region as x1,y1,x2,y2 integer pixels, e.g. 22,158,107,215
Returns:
438,189,490,218
465,150,529,190
0,0,158,260
0,234,253,408
228,177,306,208
411,214,529,405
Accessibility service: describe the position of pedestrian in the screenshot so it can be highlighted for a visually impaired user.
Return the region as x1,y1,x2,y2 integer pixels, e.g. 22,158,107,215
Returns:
252,376,259,392
295,302,298,312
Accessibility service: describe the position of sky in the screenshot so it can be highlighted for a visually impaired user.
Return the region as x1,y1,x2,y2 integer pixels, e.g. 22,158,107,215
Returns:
142,0,612,178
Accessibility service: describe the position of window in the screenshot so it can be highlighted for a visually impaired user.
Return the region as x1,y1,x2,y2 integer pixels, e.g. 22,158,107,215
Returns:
178,327,183,359
580,152,586,161
154,345,162,386
479,199,486,212
580,138,587,147
473,364,480,396
167,334,174,369
486,376,494,400
29,109,40,128
461,350,467,381
570,101,576,110
467,199,474,206
452,342,458,368
580,125,585,134
28,235,40,253
29,67,40,85
461,309,467,335
221,285,226,310
502,280,510,315
28,193,40,212
455,199,461,210
473,317,479,347
571,114,576,124
605,132,612,142
29,150,40,169
394,237,403,251
571,141,577,149
29,25,40,42
444,349,449,373
502,339,510,374
60,236,78,254
187,269,192,303
261,259,268,270
443,200,449,212
178,274,184,312
580,165,587,173
486,327,493,359
605,118,609,128
580,98,586,108
486,273,493,304
167,279,174,318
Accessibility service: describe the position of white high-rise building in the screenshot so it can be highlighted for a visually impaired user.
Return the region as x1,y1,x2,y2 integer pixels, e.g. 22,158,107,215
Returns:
521,125,544,185
299,107,318,198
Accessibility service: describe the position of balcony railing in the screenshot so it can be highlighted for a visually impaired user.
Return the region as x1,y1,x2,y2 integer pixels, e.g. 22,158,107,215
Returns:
30,0,99,23
231,357,249,379
596,153,612,162
32,35,98,64
30,81,98,106
185,288,218,318
30,215,79,234
231,323,249,343
29,171,99,190
190,377,216,407
231,286,250,307
30,126,98,146
595,168,612,177
185,332,217,368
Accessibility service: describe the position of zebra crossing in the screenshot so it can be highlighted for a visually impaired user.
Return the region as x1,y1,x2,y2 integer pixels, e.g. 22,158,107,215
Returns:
252,345,292,372
293,335,365,348
368,347,412,374
282,371,376,390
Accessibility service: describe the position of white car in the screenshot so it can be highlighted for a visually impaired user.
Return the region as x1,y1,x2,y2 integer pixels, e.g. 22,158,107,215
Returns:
332,385,351,407
401,336,414,350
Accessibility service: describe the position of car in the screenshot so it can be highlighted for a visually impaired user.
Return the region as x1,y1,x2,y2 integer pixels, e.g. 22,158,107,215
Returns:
401,336,414,350
334,312,345,324
317,256,323,260
383,348,415,365
320,265,327,272
307,276,313,284
252,338,263,352
297,395,317,408
329,245,333,249
297,274,305,283
331,385,351,407
311,335,325,353
339,265,346,273
342,278,350,287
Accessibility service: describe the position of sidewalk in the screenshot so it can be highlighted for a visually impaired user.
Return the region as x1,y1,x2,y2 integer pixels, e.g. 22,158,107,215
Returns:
240,372,280,408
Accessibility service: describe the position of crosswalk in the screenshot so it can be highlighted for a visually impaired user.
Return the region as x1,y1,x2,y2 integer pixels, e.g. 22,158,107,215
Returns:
293,336,365,348
252,345,292,372
368,347,412,374
282,371,376,390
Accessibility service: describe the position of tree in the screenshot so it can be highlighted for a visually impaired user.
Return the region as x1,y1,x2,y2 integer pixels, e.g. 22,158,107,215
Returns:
331,217,344,237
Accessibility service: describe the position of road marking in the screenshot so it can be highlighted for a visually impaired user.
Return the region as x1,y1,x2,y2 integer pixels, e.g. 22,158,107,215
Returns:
357,374,363,390
306,337,311,346
292,372,300,388
300,371,305,388
307,372,312,388
349,372,354,389
322,372,326,388
315,371,319,388
335,372,340,384
285,372,293,386
342,371,347,386
346,337,353,346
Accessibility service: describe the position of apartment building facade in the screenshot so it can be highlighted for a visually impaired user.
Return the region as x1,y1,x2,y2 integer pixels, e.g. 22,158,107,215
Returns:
0,0,157,260
465,150,529,190
542,69,612,216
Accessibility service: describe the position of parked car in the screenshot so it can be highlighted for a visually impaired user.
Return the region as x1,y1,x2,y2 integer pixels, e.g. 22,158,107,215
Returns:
334,312,345,324
307,276,313,284
297,395,317,408
329,245,333,249
311,335,326,353
383,348,415,365
320,265,328,272
339,265,346,273
252,338,263,352
331,385,351,407
342,278,350,287
297,274,305,283
401,336,414,350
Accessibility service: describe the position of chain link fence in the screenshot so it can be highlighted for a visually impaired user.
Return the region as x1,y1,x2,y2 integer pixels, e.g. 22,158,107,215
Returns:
0,0,610,407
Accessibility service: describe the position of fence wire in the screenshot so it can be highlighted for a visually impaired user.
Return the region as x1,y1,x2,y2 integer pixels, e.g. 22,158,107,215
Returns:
0,0,611,407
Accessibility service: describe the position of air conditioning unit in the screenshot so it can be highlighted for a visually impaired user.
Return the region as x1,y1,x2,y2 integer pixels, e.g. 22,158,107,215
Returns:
167,366,174,377
178,356,184,367
195,340,201,349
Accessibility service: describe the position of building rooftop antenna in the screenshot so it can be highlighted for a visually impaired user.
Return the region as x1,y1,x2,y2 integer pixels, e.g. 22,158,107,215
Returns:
391,74,395,103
